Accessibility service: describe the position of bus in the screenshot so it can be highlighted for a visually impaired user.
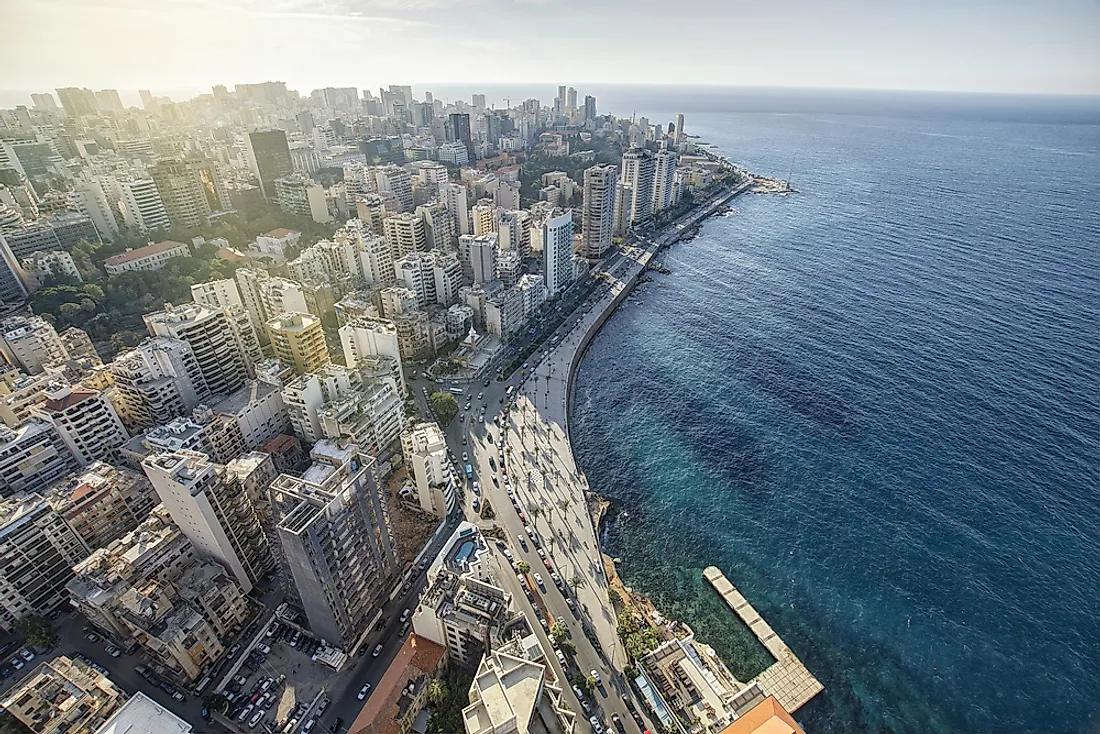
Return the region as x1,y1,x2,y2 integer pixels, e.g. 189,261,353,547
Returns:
465,464,473,479
449,388,464,396
192,675,211,696
505,385,514,397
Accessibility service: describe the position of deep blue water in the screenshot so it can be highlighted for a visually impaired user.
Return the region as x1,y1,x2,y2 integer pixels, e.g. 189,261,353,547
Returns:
571,98,1100,733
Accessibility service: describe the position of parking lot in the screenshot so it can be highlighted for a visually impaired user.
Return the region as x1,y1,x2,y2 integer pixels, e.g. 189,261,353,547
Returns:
217,618,346,732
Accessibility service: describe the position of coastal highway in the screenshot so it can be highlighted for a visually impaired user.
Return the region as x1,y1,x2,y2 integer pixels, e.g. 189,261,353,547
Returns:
405,182,748,733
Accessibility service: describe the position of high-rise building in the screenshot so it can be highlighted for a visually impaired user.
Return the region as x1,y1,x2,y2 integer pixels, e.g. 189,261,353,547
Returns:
383,212,428,258
144,303,250,398
674,113,686,146
0,314,67,374
468,233,498,284
584,95,597,121
652,148,678,214
190,278,243,311
150,156,229,229
438,142,469,167
620,148,656,227
401,423,456,518
447,113,475,163
0,493,89,630
30,93,57,111
472,201,497,237
115,178,170,233
55,87,97,117
582,164,618,258
393,251,462,309
94,89,124,112
497,210,531,259
541,210,574,297
441,182,470,237
109,337,207,431
245,130,294,201
32,386,129,467
0,420,76,496
275,173,332,223
339,318,405,390
266,312,329,375
374,165,414,213
142,450,271,594
268,443,397,646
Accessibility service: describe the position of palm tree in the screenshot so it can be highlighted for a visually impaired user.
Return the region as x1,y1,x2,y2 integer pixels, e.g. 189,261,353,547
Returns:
427,679,448,707
517,560,531,576
569,574,583,592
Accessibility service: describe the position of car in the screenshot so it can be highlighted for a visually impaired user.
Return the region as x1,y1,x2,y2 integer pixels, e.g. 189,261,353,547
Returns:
172,691,185,702
487,432,494,445
462,436,467,445
504,549,513,561
589,716,604,734
534,573,545,588
0,668,10,679
290,631,301,647
19,649,34,661
332,718,344,732
372,644,383,657
265,625,277,637
257,643,271,655
201,707,210,720
537,548,546,559
10,659,23,670
517,535,528,551
230,643,242,655
235,675,248,687
85,632,99,642
303,718,316,731
472,498,480,512
237,704,254,722
611,714,625,733
400,608,410,623
478,415,484,423
477,392,484,400
358,683,371,700
544,559,553,571
462,452,468,462
105,645,120,658
590,670,602,687
566,598,576,610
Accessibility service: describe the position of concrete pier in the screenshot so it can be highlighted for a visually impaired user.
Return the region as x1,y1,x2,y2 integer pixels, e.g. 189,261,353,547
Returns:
703,566,824,713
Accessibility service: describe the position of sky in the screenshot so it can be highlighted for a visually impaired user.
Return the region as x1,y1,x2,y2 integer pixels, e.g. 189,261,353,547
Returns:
2,0,1098,103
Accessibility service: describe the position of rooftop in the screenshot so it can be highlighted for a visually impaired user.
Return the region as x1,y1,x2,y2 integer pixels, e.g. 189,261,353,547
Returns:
103,241,189,266
211,379,279,415
94,691,192,734
261,227,299,238
349,634,445,734
717,696,805,734
42,385,99,412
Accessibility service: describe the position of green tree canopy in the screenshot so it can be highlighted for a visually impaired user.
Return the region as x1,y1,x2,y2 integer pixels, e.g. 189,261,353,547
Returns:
430,392,459,425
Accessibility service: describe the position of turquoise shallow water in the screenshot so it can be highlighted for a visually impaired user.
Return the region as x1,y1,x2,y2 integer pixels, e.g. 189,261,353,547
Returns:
570,97,1100,733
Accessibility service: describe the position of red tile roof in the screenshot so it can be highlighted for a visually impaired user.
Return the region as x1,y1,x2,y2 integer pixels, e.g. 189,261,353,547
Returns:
718,696,805,734
349,635,445,734
104,241,189,266
43,387,98,412
261,434,299,454
261,228,299,238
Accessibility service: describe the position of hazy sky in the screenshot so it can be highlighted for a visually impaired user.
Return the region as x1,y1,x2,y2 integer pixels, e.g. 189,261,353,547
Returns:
3,0,1098,99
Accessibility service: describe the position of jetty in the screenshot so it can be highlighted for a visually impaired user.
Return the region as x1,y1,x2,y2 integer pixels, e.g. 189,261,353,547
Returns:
703,566,823,713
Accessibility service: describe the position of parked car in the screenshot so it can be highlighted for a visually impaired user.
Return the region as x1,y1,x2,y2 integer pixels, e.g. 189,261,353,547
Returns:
358,683,371,700
611,714,625,733
9,659,23,670
257,644,271,655
590,670,602,687
19,649,34,662
372,644,383,657
171,691,185,702
105,645,120,658
589,716,604,734
84,632,98,642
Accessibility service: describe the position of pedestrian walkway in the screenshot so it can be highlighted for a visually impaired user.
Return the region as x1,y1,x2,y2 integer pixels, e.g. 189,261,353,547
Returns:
703,566,823,713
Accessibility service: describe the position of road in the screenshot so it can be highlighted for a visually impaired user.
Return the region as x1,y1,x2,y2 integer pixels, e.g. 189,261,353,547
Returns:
319,517,458,733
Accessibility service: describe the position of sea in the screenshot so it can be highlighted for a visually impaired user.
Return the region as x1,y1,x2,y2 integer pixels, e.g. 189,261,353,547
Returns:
566,88,1100,733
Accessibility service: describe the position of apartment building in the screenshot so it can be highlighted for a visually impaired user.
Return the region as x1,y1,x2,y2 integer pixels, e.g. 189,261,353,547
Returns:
142,451,272,593
268,442,397,647
0,314,67,375
209,380,289,449
0,656,125,733
338,318,405,390
44,462,157,551
383,212,428,258
0,371,69,428
267,312,329,375
108,338,207,431
0,493,90,630
0,420,76,497
282,363,404,451
401,422,456,518
143,303,250,398
32,386,129,467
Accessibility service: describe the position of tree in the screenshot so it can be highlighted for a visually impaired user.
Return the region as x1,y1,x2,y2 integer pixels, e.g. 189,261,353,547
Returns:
569,574,583,591
14,615,54,649
429,392,459,425
550,622,568,646
516,561,531,576
480,501,495,521
427,679,448,706
608,588,622,606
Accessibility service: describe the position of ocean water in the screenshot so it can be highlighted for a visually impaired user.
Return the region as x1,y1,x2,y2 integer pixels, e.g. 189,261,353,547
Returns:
570,95,1100,733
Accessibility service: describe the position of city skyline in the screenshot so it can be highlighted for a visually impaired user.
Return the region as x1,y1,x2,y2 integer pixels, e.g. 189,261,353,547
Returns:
3,0,1098,99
